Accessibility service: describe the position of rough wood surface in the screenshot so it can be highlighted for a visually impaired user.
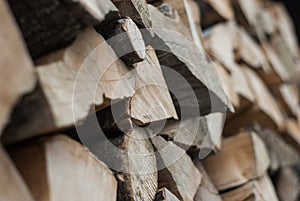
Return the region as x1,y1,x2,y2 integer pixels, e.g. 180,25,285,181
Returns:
221,175,279,201
203,132,270,191
9,135,117,201
8,0,119,58
0,144,35,201
155,188,180,201
147,4,233,117
0,0,36,135
92,127,158,201
151,136,202,201
193,159,222,201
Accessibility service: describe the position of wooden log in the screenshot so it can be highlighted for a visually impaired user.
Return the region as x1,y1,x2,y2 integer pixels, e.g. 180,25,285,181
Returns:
0,144,35,201
2,28,177,144
275,166,300,201
221,175,279,201
111,0,152,30
193,159,222,201
151,136,202,201
197,0,234,29
91,127,158,201
9,135,117,201
0,0,36,135
285,119,300,150
254,127,299,172
155,188,180,201
203,132,270,191
147,5,233,117
105,17,146,65
7,0,119,59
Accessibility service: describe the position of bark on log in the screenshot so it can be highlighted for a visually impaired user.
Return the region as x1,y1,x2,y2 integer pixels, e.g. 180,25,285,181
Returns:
9,135,117,201
203,132,270,191
7,0,119,59
0,0,36,135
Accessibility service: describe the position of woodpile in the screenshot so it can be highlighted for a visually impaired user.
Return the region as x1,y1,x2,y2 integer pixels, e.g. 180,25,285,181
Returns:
1,0,300,200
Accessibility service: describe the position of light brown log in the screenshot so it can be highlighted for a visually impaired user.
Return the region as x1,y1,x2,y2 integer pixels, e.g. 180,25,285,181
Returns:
106,17,146,65
8,0,119,58
92,127,158,201
221,175,279,201
286,119,300,149
0,0,36,135
147,4,233,117
9,135,117,201
193,159,222,201
275,167,300,201
0,145,35,201
254,127,299,172
155,188,180,201
151,136,202,201
198,0,234,28
111,0,152,30
203,132,270,191
3,29,177,144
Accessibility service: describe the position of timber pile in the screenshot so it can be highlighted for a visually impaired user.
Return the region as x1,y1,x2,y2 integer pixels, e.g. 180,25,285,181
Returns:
0,0,300,200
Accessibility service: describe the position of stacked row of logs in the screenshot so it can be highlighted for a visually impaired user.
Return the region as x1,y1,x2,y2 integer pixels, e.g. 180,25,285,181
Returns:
1,0,300,200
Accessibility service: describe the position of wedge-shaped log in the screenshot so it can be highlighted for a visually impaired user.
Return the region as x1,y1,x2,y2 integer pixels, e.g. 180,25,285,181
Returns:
151,136,202,201
0,0,36,135
91,127,158,201
221,175,279,201
146,5,233,117
3,29,177,144
0,145,35,201
9,135,117,201
8,0,119,58
254,127,299,172
203,132,270,191
155,188,180,201
193,159,222,201
198,0,234,28
276,84,300,117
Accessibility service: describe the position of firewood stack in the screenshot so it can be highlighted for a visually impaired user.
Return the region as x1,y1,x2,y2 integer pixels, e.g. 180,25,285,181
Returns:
1,0,300,200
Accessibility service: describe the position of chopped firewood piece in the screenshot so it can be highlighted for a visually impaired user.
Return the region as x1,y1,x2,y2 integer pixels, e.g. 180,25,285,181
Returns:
155,188,180,201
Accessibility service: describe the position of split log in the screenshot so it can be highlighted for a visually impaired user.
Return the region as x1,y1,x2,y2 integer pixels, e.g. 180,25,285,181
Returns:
221,175,279,201
0,145,35,201
105,17,146,65
91,127,158,201
0,0,36,135
155,188,180,201
203,132,270,191
2,28,177,144
111,0,152,30
275,166,300,201
151,136,202,201
198,0,234,29
7,0,119,59
9,135,117,201
285,119,300,150
254,127,299,172
146,5,233,117
193,159,222,201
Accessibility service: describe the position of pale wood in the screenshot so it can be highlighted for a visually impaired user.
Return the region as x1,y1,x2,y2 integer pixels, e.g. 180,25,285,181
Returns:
111,0,152,30
92,127,158,201
254,127,299,172
9,135,117,201
151,136,202,201
148,4,233,116
203,132,270,191
8,0,119,58
0,0,36,135
193,159,222,201
286,119,300,148
107,17,146,65
0,144,35,201
198,0,234,28
155,188,180,201
222,175,279,201
276,167,300,201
